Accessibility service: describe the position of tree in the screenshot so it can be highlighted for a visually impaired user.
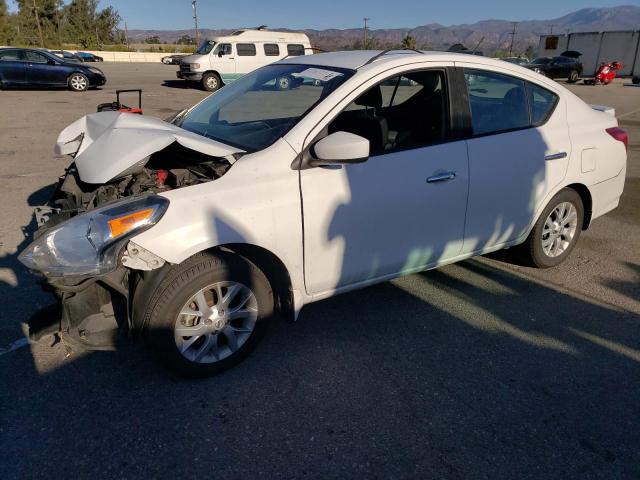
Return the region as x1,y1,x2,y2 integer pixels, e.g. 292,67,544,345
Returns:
13,0,60,46
0,0,12,44
144,35,161,44
176,34,195,45
401,35,416,50
61,0,120,48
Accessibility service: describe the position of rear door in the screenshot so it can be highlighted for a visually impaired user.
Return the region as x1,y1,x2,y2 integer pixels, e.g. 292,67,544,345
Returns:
456,65,570,254
25,50,68,85
0,49,26,85
233,43,264,76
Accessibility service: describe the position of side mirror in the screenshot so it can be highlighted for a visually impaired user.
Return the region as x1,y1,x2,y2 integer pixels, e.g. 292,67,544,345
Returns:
47,59,56,65
218,51,223,58
310,131,370,166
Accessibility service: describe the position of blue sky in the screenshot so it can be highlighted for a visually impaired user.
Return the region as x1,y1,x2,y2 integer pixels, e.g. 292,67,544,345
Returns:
9,1,631,30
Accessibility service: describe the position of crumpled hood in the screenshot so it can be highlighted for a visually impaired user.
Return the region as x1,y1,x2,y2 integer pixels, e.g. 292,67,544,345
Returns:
55,111,244,184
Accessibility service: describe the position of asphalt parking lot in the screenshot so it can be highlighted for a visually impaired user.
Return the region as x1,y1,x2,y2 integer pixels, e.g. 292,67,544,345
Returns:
0,63,639,479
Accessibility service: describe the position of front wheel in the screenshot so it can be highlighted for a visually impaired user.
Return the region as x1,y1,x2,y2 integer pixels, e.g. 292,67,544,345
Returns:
68,73,89,92
144,252,274,378
516,189,584,268
201,72,222,92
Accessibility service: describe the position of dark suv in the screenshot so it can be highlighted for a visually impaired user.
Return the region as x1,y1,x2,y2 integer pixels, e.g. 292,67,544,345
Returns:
526,52,583,83
0,47,106,91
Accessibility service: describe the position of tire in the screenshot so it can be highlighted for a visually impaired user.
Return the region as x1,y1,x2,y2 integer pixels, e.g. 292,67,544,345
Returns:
68,73,89,92
517,188,584,268
144,252,274,378
201,72,222,92
276,75,291,91
567,70,579,83
633,76,640,85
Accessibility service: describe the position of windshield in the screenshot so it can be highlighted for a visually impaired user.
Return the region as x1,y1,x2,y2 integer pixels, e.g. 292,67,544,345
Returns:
531,57,551,65
177,64,355,152
196,40,216,55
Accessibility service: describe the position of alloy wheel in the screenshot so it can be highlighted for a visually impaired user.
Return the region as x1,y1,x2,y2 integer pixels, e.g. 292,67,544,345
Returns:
541,201,578,258
70,75,87,91
174,281,258,363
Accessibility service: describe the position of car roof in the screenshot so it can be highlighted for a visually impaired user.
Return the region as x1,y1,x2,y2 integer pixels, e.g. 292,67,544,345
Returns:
278,49,528,72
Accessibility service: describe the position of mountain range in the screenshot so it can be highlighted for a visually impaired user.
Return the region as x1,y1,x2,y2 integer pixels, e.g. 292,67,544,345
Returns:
128,5,640,54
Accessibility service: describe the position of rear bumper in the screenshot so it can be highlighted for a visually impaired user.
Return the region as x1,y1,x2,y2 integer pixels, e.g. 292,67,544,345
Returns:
177,70,202,81
590,167,627,221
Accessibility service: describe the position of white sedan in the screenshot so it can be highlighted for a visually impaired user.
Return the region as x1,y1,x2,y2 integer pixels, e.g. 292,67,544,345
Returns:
20,50,628,377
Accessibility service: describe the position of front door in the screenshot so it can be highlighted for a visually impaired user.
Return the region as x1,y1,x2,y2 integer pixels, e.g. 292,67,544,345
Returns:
301,68,470,295
212,43,237,84
24,50,67,85
458,66,571,254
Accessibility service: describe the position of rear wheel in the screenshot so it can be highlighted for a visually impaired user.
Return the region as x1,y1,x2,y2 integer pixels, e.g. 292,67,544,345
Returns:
144,252,274,378
517,189,584,268
202,72,222,92
567,70,579,83
68,73,89,92
276,75,292,90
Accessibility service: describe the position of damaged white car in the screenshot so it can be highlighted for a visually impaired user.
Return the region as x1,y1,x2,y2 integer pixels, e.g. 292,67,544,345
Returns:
20,51,627,377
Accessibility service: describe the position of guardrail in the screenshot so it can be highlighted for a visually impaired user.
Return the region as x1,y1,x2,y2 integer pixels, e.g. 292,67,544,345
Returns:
0,47,186,63
74,50,184,63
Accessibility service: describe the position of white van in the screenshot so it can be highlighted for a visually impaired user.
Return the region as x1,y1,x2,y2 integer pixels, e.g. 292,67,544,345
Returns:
177,28,313,91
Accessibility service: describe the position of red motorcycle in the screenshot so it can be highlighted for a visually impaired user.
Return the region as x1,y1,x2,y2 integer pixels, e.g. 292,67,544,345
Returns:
585,61,622,85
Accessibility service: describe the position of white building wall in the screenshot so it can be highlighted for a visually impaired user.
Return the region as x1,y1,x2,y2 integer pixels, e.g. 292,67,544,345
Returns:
598,31,640,76
538,31,640,77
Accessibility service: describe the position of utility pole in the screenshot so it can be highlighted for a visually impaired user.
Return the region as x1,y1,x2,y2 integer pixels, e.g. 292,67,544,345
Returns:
508,22,518,56
124,21,130,49
363,17,369,49
192,0,200,47
549,24,556,35
32,0,44,48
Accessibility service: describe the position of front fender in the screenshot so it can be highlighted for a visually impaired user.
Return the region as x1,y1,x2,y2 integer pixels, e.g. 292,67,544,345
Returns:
131,139,306,298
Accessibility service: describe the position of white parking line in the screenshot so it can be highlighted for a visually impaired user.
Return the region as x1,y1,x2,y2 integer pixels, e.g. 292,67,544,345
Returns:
0,338,29,356
618,106,640,119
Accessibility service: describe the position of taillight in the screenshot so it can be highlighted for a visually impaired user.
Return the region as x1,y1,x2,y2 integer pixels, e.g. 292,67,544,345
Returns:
606,127,628,151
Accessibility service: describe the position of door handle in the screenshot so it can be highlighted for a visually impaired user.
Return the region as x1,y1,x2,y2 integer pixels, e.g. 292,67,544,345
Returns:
545,152,567,161
426,172,456,183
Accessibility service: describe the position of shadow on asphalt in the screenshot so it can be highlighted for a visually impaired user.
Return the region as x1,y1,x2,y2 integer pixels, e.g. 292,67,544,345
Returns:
1,256,639,478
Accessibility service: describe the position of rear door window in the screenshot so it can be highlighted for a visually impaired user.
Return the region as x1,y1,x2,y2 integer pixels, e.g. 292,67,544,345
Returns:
0,50,22,61
287,44,305,56
463,69,529,135
263,43,280,56
236,43,256,56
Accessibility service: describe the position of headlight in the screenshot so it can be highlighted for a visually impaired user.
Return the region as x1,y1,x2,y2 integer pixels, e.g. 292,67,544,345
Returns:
88,67,103,75
189,63,200,69
19,195,169,277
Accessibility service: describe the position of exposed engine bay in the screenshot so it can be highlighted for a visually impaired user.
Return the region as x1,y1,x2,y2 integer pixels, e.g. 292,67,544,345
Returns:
38,141,232,229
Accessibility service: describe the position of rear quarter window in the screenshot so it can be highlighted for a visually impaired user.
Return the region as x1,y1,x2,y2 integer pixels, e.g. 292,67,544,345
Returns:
527,82,558,126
